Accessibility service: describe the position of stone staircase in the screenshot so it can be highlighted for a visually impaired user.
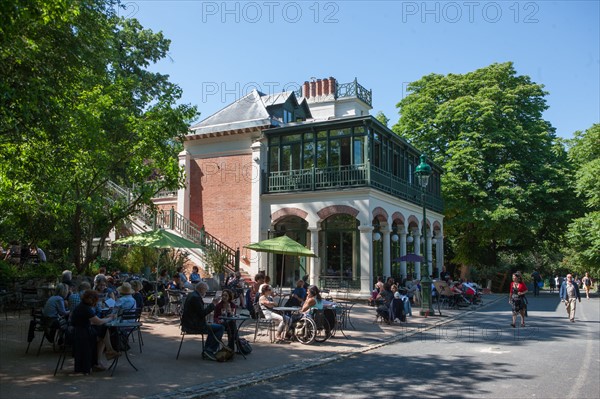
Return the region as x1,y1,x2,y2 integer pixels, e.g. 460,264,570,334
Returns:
106,181,240,276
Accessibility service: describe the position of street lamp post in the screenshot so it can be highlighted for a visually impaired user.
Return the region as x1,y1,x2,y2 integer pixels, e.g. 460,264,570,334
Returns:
415,154,434,316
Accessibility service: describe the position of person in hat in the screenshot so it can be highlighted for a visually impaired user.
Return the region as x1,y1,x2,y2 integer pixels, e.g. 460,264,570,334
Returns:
116,282,136,312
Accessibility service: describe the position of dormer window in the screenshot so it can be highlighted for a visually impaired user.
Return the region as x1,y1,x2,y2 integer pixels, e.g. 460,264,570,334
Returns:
283,109,293,123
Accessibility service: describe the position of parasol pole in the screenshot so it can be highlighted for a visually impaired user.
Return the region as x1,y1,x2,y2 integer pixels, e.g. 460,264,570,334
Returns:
150,252,160,319
279,255,285,298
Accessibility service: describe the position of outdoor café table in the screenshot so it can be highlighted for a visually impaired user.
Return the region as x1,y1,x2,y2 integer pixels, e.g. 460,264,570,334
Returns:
106,320,142,376
219,315,251,359
273,306,301,315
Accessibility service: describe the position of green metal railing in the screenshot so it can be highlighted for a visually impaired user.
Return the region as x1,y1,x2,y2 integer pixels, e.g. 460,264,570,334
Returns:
336,78,372,107
318,276,362,291
293,78,372,107
265,164,443,213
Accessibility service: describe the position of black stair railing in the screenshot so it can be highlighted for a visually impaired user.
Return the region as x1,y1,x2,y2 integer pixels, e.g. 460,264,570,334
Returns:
108,181,239,274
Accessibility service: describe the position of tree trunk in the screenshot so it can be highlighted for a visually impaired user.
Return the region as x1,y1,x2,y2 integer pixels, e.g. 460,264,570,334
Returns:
72,206,82,272
460,264,471,281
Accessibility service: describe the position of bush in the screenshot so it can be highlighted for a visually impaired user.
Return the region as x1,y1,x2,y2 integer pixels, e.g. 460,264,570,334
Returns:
0,261,64,286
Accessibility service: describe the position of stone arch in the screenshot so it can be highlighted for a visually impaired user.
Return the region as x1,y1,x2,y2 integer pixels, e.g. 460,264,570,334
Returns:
391,212,405,225
271,207,308,224
372,207,388,223
317,205,359,220
406,215,419,228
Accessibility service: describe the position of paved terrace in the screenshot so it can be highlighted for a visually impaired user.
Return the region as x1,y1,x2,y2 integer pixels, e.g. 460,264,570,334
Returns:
0,294,503,399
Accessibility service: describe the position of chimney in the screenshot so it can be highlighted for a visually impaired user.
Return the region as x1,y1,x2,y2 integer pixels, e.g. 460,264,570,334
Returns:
309,81,316,98
302,81,310,98
323,78,330,95
316,79,323,96
329,77,337,97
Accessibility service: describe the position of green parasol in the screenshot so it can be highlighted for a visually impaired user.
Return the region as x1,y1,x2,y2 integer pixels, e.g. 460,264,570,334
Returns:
113,229,202,316
244,235,316,289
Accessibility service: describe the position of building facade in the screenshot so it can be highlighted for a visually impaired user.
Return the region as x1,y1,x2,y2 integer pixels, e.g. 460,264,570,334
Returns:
175,77,444,295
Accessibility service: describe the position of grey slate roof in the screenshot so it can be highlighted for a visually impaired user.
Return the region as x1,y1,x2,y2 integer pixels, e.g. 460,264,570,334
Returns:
188,90,276,136
188,89,312,138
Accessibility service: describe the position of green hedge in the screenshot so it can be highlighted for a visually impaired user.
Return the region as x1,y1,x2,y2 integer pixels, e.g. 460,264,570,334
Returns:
0,260,64,286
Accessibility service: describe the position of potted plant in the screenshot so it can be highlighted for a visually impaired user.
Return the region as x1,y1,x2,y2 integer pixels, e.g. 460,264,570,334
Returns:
204,247,229,286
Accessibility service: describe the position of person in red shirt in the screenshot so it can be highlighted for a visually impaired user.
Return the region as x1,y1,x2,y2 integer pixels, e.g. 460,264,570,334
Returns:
509,272,528,327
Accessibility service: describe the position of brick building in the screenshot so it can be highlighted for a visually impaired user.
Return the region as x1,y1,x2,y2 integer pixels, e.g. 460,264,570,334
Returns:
169,77,444,295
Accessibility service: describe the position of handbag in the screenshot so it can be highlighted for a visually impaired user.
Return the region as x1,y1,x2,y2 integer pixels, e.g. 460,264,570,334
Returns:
215,346,234,362
208,323,234,362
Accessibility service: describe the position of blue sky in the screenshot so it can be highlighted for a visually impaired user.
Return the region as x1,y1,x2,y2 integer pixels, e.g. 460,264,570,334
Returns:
127,0,599,139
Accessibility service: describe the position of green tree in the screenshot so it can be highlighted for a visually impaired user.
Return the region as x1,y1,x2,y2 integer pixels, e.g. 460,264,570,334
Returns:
0,1,198,272
375,111,390,127
393,62,574,277
564,124,600,278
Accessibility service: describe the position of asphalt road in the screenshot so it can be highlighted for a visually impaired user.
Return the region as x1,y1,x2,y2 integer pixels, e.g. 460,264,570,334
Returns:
212,294,600,399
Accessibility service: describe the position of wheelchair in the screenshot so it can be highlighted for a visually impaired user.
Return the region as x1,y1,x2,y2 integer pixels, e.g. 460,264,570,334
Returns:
288,309,333,345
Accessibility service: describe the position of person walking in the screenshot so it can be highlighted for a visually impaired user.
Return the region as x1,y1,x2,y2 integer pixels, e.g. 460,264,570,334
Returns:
531,269,542,297
509,272,528,328
559,274,581,322
549,275,556,294
581,272,593,300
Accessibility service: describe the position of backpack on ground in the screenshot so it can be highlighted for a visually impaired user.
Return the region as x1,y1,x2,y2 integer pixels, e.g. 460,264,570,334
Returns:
237,338,252,355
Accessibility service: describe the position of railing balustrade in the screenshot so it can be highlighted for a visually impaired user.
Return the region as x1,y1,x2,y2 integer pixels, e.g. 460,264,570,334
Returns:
266,164,443,213
108,181,239,274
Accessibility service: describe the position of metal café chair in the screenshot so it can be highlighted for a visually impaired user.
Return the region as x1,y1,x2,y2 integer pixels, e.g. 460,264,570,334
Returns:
121,308,144,353
176,314,205,360
253,303,276,343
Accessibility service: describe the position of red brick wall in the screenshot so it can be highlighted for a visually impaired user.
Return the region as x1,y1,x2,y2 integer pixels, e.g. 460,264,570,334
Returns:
189,154,253,252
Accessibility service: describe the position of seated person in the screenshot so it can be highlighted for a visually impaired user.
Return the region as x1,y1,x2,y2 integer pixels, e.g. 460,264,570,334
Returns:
69,281,91,312
176,266,192,289
42,283,71,332
393,284,413,317
375,276,384,292
213,289,237,350
94,276,115,305
181,282,224,360
375,283,394,324
71,290,118,374
167,274,184,291
251,273,265,306
259,284,289,342
105,276,118,297
450,282,463,295
286,279,307,307
158,269,169,287
300,285,323,315
130,280,144,310
227,271,245,307
190,266,202,285
116,282,137,314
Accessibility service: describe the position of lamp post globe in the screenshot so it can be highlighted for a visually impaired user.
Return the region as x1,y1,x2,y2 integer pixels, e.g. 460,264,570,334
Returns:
415,154,434,316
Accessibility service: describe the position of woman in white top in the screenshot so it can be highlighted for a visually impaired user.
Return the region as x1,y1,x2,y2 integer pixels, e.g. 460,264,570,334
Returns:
259,285,289,342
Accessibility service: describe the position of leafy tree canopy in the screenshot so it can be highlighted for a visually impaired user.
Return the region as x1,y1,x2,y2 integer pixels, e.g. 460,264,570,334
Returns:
393,62,574,274
0,0,198,272
564,124,600,277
